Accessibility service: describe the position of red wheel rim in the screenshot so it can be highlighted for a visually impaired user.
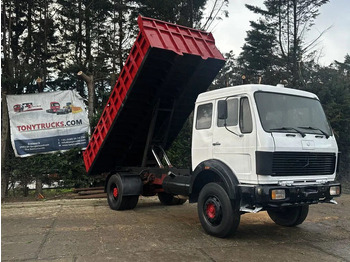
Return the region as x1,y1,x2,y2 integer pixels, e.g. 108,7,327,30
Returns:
113,187,118,198
204,196,222,225
206,203,216,219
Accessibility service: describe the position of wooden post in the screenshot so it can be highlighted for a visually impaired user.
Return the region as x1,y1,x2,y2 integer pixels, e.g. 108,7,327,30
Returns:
35,77,43,195
77,71,94,124
36,77,43,93
1,91,10,201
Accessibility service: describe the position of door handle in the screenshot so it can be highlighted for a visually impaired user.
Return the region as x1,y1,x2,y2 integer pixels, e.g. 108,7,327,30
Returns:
212,142,221,146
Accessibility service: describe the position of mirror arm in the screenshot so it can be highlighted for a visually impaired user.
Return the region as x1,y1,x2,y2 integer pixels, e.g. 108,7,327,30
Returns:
224,123,243,137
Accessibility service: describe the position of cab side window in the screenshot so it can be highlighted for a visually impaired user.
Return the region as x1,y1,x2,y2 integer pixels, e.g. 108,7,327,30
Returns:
217,98,238,127
240,97,253,133
196,103,213,130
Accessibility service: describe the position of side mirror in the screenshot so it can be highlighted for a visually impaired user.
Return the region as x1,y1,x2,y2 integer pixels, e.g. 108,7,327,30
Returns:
218,100,228,119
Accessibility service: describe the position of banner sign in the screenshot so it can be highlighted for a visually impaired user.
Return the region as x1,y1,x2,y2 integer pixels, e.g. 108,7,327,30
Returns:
7,90,90,157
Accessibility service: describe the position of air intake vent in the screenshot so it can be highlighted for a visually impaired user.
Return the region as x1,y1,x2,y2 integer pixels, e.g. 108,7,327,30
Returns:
272,152,336,176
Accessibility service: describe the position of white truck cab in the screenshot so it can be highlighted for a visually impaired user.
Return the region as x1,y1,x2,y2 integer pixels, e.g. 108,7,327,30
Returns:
190,84,341,237
192,84,338,184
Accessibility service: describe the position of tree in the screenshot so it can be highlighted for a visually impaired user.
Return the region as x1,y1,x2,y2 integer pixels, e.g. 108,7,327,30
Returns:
136,0,207,28
245,0,329,87
56,0,139,124
301,55,350,180
1,0,60,197
2,0,236,197
54,148,90,188
5,148,90,197
167,118,193,168
238,19,278,84
201,0,229,31
58,0,96,123
211,51,242,89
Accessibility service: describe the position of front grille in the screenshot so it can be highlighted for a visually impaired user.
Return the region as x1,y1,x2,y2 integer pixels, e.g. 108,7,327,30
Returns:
272,152,336,176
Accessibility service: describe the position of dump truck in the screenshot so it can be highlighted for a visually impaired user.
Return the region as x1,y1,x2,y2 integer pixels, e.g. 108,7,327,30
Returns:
46,102,60,113
56,102,72,115
83,16,341,238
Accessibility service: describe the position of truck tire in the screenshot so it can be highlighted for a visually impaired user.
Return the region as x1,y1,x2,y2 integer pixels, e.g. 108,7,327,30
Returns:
107,174,139,210
158,192,187,205
197,183,240,238
267,205,309,227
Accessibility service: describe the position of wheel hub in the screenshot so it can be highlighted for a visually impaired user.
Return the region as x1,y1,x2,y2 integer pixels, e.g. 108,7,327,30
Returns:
206,203,216,219
204,197,222,225
113,187,118,198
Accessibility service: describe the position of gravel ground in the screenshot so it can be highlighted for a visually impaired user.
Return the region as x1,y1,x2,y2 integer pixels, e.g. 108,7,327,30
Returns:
2,193,350,262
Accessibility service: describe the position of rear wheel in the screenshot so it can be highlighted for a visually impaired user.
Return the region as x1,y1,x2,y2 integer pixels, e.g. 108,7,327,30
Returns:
107,174,139,210
158,192,187,205
198,183,240,238
267,205,309,227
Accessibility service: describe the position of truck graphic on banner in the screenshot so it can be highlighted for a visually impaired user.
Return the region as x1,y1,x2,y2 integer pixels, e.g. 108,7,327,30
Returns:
7,90,90,157
13,102,43,113
46,101,83,115
46,102,60,113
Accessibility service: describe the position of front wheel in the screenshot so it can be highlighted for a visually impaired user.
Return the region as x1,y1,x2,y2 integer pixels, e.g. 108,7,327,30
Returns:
267,205,309,227
107,174,139,210
197,183,240,238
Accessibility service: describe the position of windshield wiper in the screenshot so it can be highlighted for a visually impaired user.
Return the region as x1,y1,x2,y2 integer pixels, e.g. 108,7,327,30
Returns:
269,127,306,137
298,126,330,139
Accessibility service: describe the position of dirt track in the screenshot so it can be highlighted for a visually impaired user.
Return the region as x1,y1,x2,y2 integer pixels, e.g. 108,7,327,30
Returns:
2,194,350,261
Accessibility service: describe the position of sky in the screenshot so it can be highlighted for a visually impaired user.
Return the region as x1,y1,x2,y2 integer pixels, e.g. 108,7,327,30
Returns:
207,0,350,66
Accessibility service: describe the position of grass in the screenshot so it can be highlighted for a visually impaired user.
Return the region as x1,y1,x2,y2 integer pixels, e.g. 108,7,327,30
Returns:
4,188,74,202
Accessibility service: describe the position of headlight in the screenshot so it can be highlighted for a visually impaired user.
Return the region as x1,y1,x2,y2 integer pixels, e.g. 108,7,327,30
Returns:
330,186,341,196
271,189,286,200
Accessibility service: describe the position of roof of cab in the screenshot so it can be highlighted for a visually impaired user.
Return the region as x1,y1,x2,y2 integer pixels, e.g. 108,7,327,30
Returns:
196,84,319,103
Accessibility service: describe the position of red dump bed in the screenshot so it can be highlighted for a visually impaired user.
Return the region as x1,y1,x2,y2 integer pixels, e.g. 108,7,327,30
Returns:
83,16,225,175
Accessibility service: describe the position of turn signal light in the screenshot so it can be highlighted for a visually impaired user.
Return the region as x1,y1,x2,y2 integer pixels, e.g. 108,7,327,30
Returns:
330,186,341,196
271,189,286,200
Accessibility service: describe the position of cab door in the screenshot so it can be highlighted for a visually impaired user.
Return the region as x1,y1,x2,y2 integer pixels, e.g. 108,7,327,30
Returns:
192,102,214,169
212,96,257,183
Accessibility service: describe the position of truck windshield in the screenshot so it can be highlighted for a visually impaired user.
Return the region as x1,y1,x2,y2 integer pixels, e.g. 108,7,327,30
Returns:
254,91,332,136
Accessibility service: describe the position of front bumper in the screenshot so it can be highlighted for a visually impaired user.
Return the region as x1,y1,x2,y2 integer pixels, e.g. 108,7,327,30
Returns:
239,182,341,209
